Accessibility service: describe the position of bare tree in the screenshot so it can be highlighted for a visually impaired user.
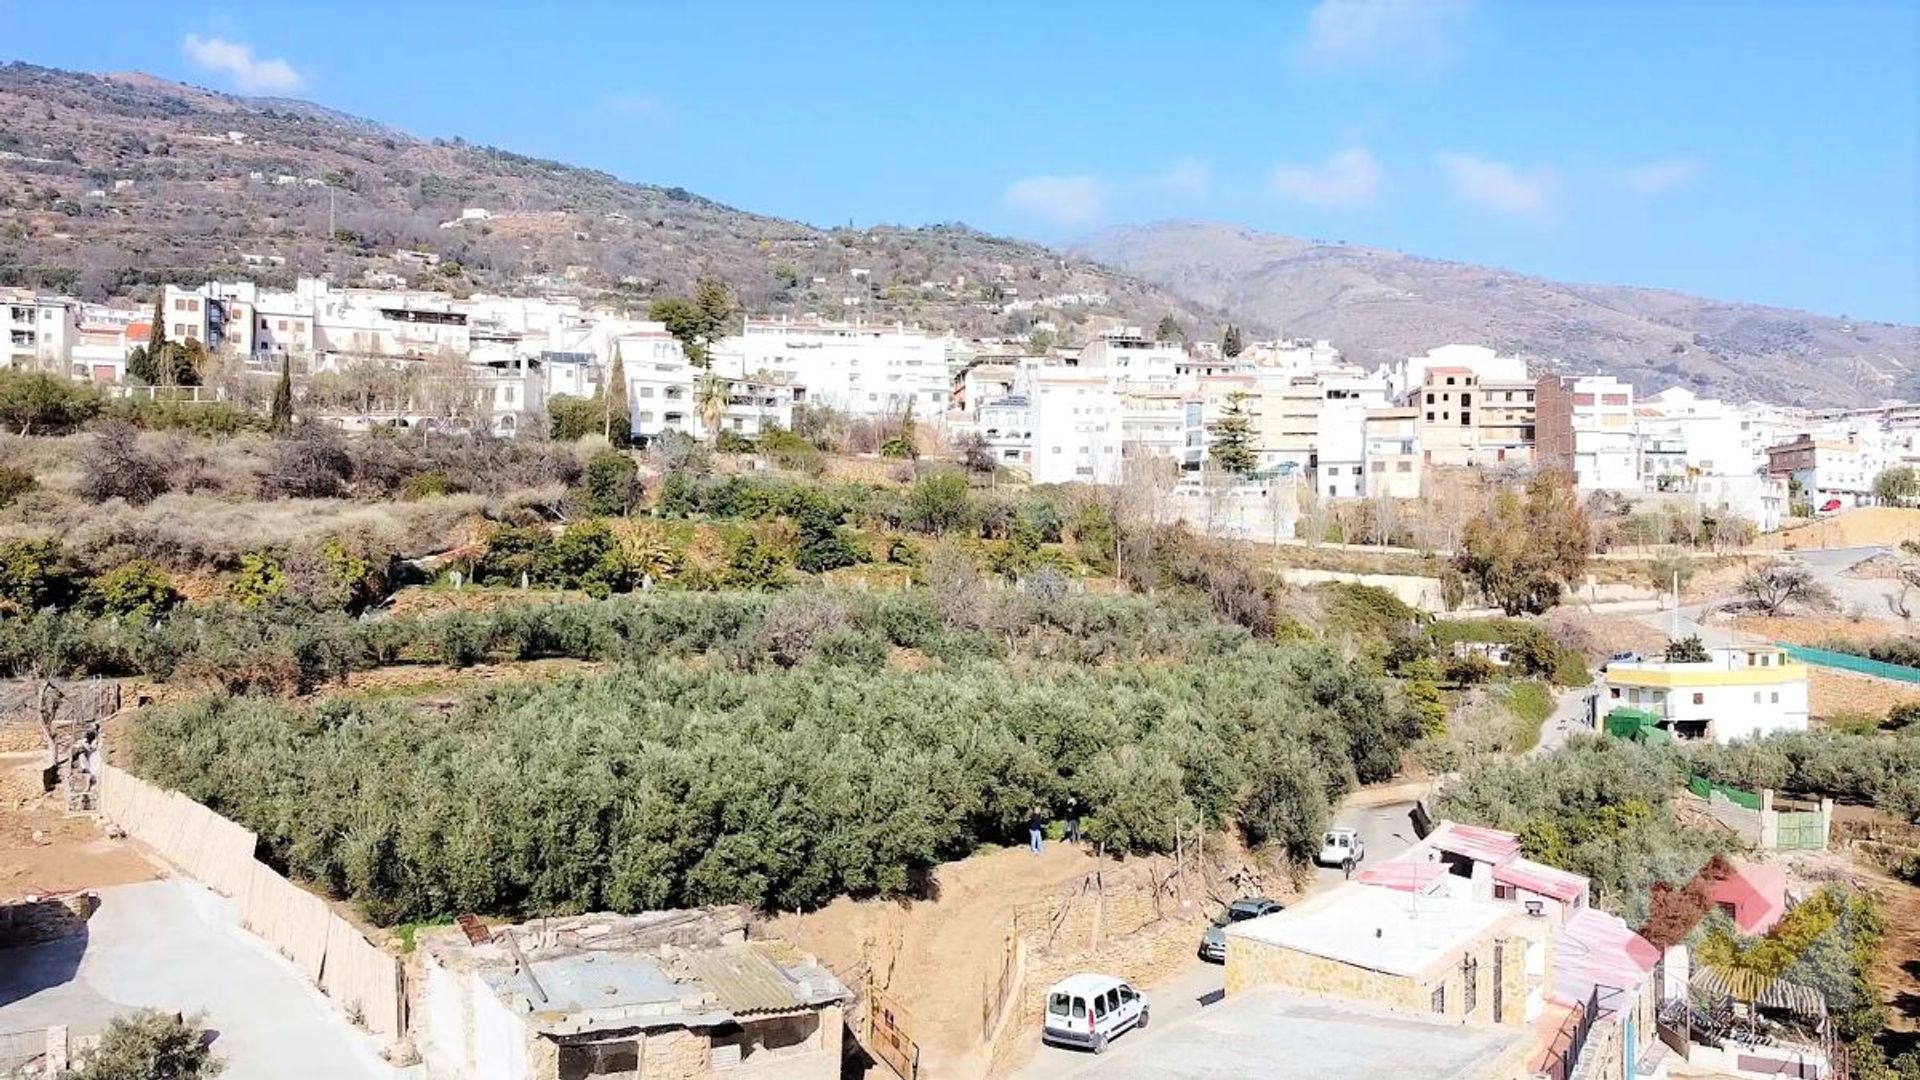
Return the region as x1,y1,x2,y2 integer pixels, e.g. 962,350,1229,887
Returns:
1737,559,1837,616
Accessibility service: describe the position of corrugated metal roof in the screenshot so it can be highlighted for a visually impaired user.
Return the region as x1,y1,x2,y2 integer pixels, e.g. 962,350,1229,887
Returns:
1354,862,1450,892
1430,822,1523,864
1493,857,1588,905
671,944,805,1016
1552,909,1659,1012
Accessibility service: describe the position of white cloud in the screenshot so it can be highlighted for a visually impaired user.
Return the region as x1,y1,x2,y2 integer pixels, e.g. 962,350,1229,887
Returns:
1269,149,1382,208
1619,156,1703,194
1003,175,1103,226
606,93,671,127
1293,0,1473,71
181,34,306,94
1161,158,1212,197
1435,152,1554,216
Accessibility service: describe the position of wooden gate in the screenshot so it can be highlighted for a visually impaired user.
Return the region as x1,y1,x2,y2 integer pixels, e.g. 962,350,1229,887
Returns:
866,978,921,1080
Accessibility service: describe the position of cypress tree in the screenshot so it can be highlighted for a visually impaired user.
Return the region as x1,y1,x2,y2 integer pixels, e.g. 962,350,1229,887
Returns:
146,292,167,356
268,354,294,435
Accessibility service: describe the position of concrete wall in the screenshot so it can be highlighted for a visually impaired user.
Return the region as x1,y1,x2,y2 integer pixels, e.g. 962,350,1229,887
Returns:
97,765,406,1046
1225,927,1531,1030
415,956,532,1080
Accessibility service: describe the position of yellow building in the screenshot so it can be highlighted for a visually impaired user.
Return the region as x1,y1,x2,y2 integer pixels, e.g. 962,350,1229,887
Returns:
1601,646,1809,743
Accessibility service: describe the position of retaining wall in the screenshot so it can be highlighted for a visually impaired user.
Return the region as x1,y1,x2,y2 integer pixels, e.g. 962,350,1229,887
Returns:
97,765,405,1045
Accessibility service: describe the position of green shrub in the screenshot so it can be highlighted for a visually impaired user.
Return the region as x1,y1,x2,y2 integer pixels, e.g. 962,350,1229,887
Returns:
714,430,755,454
582,451,639,516
401,470,454,499
0,538,84,612
1887,702,1920,730
226,553,287,609
86,561,180,620
61,1008,222,1080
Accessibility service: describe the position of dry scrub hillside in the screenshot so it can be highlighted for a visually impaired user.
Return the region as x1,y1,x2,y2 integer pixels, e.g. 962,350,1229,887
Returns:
0,62,1221,342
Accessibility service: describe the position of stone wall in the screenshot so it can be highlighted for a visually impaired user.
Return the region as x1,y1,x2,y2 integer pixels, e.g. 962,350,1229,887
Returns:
985,858,1210,1074
1225,923,1532,1029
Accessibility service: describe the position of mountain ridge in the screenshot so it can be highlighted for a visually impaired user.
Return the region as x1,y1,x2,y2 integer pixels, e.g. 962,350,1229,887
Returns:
1077,221,1916,407
0,62,1228,341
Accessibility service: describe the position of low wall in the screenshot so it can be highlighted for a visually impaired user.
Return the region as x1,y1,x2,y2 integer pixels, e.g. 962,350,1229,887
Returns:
97,765,405,1046
1277,569,1664,614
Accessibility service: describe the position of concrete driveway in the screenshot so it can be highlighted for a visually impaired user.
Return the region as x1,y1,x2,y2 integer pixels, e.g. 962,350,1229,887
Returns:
0,879,400,1080
1012,800,1419,1080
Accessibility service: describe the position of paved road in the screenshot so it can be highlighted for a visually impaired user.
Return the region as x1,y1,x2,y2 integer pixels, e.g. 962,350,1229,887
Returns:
1011,800,1418,1080
0,880,398,1080
1533,683,1597,756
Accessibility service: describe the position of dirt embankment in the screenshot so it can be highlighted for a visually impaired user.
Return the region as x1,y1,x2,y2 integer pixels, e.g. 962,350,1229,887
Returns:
1760,508,1920,552
769,839,1242,1080
0,753,156,900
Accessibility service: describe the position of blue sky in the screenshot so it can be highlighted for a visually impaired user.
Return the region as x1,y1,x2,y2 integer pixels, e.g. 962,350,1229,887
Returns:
8,1,1919,322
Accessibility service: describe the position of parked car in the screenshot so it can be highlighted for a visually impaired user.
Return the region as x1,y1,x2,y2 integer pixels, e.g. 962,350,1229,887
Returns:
1601,650,1641,672
1820,498,1843,513
1197,896,1283,962
1042,973,1149,1053
1317,828,1365,868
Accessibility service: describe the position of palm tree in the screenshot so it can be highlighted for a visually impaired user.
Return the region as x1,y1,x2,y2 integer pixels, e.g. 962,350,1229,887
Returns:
695,372,730,447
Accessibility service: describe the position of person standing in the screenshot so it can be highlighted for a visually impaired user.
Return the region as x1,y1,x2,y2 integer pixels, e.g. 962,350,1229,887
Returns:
1028,805,1045,855
1065,798,1081,844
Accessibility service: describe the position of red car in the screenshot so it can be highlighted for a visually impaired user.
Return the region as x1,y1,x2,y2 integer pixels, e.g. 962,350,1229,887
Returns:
1820,498,1843,513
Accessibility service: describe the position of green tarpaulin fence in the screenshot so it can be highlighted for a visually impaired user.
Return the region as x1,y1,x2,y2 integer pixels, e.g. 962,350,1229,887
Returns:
1688,774,1762,810
1776,643,1920,684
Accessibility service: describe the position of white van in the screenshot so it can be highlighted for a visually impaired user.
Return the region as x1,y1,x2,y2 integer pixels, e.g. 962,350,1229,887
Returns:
1041,973,1149,1053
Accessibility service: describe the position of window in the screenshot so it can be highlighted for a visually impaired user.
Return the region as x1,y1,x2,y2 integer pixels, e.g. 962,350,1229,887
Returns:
556,1040,638,1079
1692,692,1705,705
1431,985,1446,1014
1353,466,1364,476
1609,687,1621,699
1461,393,1472,407
1770,691,1779,704
1371,461,1385,472
1093,993,1109,1019
1463,957,1478,1013
1754,691,1762,704
1396,461,1411,473
637,386,654,397
1071,997,1087,1020
1119,985,1136,1005
1426,412,1435,422
1460,412,1471,426
1426,393,1436,404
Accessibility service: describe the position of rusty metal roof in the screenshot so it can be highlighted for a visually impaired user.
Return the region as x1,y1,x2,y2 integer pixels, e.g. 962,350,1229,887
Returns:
671,944,806,1016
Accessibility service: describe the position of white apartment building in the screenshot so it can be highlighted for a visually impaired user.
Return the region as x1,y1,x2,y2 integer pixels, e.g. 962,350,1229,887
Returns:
625,334,797,445
1078,326,1187,390
1766,434,1874,507
977,394,1033,468
1603,646,1809,743
1692,473,1790,532
1029,372,1122,484
730,315,947,420
1538,374,1638,490
1,291,74,371
1317,397,1370,498
1363,407,1423,498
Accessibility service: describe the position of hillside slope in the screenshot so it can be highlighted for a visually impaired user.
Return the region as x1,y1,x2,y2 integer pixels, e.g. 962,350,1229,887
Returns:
0,62,1226,340
1080,222,1917,406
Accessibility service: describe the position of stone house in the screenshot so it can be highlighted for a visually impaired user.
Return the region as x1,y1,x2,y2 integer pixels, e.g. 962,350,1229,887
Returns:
413,908,849,1080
